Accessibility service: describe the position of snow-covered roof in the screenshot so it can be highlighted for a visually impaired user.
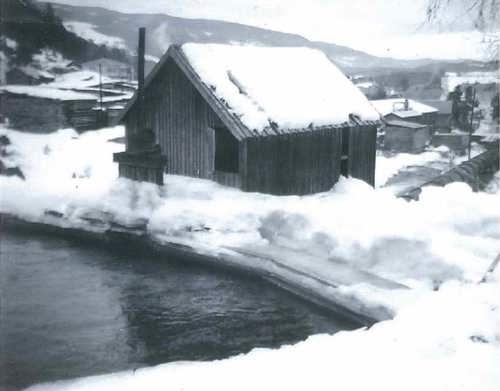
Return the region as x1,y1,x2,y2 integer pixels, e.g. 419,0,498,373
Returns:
0,85,97,101
370,98,438,117
181,43,380,132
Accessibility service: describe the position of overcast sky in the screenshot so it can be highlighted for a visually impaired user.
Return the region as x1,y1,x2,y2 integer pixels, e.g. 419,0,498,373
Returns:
44,0,492,60
47,0,428,42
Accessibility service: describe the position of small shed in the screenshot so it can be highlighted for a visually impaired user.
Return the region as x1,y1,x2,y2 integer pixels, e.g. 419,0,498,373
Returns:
370,98,439,129
383,119,430,153
81,58,133,80
0,86,98,132
120,43,381,195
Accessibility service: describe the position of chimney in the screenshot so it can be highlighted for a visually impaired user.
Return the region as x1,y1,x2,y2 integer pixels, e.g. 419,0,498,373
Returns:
137,27,146,130
137,27,146,96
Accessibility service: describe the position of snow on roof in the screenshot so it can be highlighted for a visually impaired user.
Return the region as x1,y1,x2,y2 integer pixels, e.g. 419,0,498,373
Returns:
46,70,118,89
0,85,97,101
390,110,422,119
181,43,380,131
370,98,438,117
384,119,427,129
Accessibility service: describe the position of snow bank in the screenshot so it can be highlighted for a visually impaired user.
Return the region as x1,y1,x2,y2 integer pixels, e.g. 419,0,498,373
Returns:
370,98,438,117
375,144,486,188
376,150,443,187
0,127,123,218
181,43,380,131
26,280,500,391
1,126,498,290
0,85,97,101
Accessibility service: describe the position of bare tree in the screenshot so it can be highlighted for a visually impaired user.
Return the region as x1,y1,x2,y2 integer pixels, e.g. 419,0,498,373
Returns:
426,0,498,30
425,0,499,59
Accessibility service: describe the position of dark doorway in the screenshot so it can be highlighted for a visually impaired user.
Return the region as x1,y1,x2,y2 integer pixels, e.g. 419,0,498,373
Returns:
341,127,350,177
214,127,239,173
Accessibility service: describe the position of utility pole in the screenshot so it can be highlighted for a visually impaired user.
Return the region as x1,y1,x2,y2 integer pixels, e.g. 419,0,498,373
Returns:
99,63,103,111
467,87,476,160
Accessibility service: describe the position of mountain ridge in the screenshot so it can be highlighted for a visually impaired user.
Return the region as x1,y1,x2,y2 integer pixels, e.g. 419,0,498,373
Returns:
50,2,453,72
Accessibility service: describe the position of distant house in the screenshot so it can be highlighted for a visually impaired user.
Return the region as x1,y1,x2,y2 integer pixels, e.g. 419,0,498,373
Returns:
81,58,133,80
370,98,439,128
119,43,380,195
0,86,98,132
420,99,452,132
383,119,430,153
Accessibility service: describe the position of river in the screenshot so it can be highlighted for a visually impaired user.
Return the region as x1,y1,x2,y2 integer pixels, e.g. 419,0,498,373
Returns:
1,228,358,390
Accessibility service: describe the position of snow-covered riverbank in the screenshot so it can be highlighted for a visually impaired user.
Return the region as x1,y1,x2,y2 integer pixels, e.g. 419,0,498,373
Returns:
1,125,499,390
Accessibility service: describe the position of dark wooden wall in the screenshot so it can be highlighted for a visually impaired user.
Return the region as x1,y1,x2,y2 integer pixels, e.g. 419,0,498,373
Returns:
347,125,377,186
125,57,224,179
0,94,98,132
241,128,343,195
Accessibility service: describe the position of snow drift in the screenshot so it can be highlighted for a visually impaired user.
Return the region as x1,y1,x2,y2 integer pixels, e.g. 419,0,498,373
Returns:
1,125,498,289
1,125,499,391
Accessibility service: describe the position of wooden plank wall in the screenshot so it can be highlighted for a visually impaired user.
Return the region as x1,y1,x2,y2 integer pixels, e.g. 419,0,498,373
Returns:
243,128,342,195
125,58,225,181
347,125,377,186
0,95,67,133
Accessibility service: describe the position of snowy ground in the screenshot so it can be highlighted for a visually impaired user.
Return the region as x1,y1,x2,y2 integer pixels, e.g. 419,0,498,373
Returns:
376,143,487,193
1,125,499,390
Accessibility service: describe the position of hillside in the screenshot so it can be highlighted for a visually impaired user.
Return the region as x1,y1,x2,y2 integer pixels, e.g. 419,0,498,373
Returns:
1,0,131,68
49,2,448,71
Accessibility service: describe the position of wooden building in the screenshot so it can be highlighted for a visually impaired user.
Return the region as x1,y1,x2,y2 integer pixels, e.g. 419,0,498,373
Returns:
370,98,439,129
383,119,430,153
0,86,98,132
120,43,380,195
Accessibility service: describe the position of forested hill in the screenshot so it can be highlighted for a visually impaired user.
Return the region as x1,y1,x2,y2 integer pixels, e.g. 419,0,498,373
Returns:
1,0,131,66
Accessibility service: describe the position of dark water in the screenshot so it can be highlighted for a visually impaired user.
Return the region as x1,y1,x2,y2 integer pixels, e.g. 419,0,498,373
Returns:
1,229,358,390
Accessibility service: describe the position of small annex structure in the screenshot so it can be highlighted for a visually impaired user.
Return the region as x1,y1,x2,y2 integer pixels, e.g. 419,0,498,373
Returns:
119,42,381,195
383,119,430,153
370,98,438,128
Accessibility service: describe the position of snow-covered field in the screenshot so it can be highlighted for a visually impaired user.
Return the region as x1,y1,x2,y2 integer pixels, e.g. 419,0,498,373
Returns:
63,21,128,51
1,125,499,391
